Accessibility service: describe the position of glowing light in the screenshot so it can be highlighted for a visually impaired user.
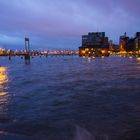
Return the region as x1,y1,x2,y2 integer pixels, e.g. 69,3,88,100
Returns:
0,92,7,96
0,67,8,89
0,67,9,113
101,50,106,54
82,50,85,54
136,57,140,61
88,57,91,62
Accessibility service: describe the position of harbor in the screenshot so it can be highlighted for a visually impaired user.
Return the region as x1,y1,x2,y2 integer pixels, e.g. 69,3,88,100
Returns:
0,0,140,139
1,32,140,60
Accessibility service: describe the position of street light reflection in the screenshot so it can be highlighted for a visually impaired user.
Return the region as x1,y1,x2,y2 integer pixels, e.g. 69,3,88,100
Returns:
0,67,8,90
0,67,9,114
136,57,140,61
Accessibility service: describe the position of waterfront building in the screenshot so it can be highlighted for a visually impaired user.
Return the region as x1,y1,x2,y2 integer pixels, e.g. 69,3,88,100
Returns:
0,48,13,56
109,40,113,51
109,40,119,52
127,38,135,52
79,32,109,57
119,32,130,52
120,32,140,53
0,48,7,55
134,32,140,52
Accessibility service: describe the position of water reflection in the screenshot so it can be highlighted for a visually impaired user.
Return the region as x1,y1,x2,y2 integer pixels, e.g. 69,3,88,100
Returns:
0,67,8,90
136,57,140,66
0,67,10,121
136,57,140,61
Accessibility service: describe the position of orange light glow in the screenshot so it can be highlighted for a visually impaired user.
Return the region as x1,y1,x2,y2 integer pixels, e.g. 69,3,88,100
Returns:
82,50,85,54
136,57,140,61
0,67,8,90
0,92,7,96
0,67,9,112
101,50,106,54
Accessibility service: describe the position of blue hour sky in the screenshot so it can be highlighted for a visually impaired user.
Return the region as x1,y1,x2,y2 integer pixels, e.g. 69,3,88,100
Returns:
0,0,140,50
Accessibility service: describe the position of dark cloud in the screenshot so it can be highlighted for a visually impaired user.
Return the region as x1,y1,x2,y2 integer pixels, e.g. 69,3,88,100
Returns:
0,0,140,49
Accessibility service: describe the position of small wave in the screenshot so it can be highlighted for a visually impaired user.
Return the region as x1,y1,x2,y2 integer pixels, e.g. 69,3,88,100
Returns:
74,125,94,140
74,125,109,140
0,130,35,140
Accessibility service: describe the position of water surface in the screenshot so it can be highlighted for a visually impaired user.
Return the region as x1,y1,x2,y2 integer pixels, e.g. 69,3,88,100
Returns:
0,56,140,140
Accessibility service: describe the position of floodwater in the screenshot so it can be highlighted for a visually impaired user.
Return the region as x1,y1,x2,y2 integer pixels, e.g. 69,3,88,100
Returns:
0,56,140,140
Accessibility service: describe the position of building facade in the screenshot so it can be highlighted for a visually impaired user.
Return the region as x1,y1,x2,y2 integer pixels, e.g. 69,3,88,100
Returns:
119,32,130,52
79,32,109,57
119,32,140,53
134,32,140,52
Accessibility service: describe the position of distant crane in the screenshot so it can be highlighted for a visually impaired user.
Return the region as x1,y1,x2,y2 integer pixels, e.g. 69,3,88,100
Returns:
24,37,30,60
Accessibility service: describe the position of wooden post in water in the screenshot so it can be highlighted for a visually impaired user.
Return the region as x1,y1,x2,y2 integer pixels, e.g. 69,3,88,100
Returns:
8,50,12,60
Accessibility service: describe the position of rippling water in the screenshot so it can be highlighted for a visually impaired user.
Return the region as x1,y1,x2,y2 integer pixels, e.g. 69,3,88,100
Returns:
0,56,140,140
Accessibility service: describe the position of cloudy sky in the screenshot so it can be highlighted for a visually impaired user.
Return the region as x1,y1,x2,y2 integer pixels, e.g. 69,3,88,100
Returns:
0,0,140,50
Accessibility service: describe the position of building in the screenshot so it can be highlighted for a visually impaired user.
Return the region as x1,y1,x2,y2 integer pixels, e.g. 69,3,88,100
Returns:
119,32,130,52
127,38,135,52
120,32,140,53
79,32,109,57
109,40,119,52
134,32,140,52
